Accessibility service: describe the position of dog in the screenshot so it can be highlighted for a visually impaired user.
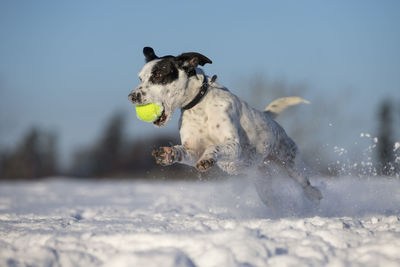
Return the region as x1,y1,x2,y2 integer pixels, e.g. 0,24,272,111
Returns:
128,47,322,204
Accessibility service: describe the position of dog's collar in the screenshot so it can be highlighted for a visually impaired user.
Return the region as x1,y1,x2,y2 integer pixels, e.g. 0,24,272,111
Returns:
182,75,217,111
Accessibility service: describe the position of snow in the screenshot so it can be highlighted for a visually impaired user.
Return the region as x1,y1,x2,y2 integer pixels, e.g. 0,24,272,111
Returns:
395,142,400,152
1,176,400,267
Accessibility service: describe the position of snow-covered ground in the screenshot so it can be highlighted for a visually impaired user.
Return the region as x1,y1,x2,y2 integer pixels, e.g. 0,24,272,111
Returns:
1,176,400,267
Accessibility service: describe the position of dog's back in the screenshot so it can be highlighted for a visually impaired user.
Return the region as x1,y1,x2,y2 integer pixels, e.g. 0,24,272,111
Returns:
179,77,305,174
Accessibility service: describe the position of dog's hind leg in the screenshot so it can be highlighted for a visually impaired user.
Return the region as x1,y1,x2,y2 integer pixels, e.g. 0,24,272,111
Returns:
273,139,323,202
286,155,323,202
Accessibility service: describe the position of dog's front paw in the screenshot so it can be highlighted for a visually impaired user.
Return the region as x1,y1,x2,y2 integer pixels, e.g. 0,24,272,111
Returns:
152,147,177,166
196,158,215,172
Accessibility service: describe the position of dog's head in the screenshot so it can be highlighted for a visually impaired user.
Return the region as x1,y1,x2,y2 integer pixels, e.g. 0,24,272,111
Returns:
128,47,212,127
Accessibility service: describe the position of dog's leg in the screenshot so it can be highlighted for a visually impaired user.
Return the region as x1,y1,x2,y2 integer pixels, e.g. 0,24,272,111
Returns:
196,140,241,172
152,145,197,166
273,139,323,202
286,155,323,202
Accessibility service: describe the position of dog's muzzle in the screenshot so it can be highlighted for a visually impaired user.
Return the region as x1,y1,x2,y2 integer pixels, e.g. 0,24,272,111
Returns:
128,91,142,104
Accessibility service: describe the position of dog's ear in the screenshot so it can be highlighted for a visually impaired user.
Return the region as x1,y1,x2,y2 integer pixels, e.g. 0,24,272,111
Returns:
143,47,158,62
175,52,212,69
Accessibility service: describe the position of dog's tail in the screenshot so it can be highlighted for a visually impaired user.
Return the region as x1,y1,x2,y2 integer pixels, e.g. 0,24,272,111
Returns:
264,97,309,119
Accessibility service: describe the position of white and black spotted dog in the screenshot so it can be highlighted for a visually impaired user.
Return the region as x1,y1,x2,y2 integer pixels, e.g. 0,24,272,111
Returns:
128,47,322,204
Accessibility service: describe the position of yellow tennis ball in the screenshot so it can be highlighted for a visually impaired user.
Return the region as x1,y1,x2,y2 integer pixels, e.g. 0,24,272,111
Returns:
135,103,163,122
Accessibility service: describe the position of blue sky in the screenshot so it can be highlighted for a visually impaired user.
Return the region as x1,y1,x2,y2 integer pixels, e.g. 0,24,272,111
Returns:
1,0,399,166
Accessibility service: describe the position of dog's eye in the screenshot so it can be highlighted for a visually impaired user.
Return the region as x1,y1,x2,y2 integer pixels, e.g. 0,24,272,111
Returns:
153,72,162,79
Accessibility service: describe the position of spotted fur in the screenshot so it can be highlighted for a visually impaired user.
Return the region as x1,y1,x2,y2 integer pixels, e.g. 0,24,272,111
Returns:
128,47,322,203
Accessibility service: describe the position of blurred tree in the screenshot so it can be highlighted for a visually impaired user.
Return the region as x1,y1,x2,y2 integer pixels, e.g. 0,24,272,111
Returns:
71,112,126,177
92,112,125,176
0,127,58,179
377,100,395,176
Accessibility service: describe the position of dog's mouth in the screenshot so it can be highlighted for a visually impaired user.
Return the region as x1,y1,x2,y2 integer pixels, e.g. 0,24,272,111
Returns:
153,107,168,127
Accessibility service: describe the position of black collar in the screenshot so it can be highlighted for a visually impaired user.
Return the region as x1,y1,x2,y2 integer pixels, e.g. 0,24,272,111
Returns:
182,75,217,110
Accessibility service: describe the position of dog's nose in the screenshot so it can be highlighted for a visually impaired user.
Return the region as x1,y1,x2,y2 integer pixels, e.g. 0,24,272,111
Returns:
128,92,142,104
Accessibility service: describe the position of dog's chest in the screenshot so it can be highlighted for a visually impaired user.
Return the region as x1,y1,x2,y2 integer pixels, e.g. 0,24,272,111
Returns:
179,108,218,154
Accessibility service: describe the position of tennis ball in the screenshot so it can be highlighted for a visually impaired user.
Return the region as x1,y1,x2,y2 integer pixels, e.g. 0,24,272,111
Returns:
135,103,163,122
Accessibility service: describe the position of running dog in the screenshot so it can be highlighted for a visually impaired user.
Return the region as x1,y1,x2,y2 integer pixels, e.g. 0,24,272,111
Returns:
128,47,322,203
